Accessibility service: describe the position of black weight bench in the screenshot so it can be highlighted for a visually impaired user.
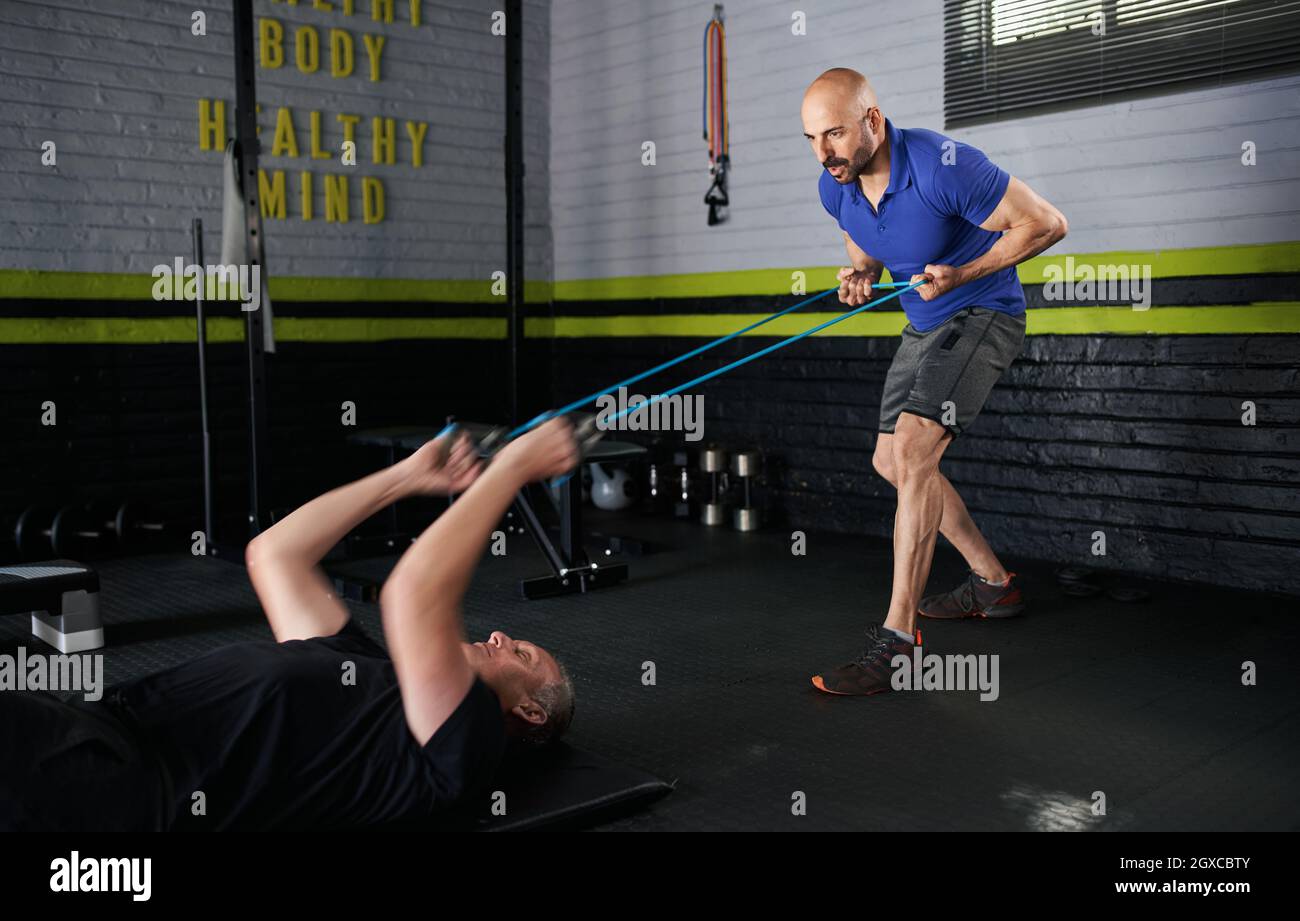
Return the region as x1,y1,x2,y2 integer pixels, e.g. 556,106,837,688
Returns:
0,561,104,652
340,424,648,601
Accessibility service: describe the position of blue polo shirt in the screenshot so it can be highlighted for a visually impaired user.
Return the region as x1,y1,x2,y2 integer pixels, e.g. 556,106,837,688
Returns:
818,118,1025,332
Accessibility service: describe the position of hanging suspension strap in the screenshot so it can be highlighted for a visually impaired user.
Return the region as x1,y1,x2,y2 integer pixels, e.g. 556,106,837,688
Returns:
703,6,729,225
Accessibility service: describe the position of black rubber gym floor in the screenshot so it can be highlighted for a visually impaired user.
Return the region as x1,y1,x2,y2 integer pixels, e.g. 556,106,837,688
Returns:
4,513,1297,832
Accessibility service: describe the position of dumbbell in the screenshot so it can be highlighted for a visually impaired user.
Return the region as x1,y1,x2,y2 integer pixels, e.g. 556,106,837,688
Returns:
730,450,761,531
15,504,111,560
699,446,728,526
0,510,23,562
14,501,169,560
672,449,695,519
108,500,170,552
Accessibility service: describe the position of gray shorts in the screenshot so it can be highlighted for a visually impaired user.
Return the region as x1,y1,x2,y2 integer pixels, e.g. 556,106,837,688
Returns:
878,306,1025,437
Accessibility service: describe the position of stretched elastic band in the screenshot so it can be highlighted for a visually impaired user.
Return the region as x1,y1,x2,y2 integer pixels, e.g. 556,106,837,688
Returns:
506,284,848,439
601,279,925,426
509,279,919,440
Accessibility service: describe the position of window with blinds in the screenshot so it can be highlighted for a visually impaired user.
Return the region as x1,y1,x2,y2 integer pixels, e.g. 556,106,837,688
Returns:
944,0,1300,127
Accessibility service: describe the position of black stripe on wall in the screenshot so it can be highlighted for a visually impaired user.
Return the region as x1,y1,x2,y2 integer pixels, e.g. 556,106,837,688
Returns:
550,331,1300,598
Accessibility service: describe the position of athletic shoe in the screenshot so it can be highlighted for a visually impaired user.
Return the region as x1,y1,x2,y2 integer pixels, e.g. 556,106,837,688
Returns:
918,570,1025,619
811,624,921,696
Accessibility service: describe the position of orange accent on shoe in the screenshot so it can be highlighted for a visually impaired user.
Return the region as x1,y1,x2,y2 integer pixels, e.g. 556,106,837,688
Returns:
811,675,850,696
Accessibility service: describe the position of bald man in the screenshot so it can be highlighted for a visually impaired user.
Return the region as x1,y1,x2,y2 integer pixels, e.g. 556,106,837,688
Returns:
801,68,1068,696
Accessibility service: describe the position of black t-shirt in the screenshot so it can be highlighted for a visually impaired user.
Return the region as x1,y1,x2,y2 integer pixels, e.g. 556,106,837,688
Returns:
103,619,506,831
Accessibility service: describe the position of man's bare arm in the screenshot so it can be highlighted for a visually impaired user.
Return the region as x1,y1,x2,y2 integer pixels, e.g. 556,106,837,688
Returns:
246,464,412,643
838,231,885,306
844,230,885,280
911,176,1067,301
246,431,478,643
380,420,579,745
962,176,1067,284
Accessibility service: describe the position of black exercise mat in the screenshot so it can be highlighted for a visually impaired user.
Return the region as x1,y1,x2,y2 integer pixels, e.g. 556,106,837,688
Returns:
383,742,672,832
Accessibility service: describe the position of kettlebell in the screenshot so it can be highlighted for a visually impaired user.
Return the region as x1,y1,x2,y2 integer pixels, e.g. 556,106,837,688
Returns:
589,462,637,511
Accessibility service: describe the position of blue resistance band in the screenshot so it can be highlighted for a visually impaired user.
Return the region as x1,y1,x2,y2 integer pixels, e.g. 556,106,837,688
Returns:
599,278,924,428
430,279,925,486
506,278,920,441
542,278,926,486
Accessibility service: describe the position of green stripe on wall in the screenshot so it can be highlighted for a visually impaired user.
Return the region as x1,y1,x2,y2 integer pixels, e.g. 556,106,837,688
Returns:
552,242,1300,300
1015,242,1300,284
0,317,505,345
2,241,1294,303
529,303,1300,338
0,270,554,304
1,303,1291,344
1025,304,1300,335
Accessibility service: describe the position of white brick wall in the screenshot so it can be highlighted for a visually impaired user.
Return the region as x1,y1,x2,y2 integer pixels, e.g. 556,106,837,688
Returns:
549,0,1300,282
0,0,552,284
4,0,1296,288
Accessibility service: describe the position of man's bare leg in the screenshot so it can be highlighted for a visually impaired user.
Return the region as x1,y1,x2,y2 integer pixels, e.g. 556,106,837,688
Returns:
872,431,1008,586
880,414,952,636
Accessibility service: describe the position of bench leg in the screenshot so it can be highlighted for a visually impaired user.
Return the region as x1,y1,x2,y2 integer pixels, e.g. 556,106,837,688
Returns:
30,589,104,653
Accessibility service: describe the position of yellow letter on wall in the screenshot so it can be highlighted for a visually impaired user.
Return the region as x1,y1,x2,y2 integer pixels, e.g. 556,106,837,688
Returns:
336,113,361,145
198,99,226,150
260,18,285,68
404,120,427,167
301,171,314,220
272,107,300,157
324,174,349,222
372,0,393,23
362,34,385,81
372,117,396,165
309,112,331,159
330,28,354,77
259,169,287,219
295,25,320,74
362,176,385,223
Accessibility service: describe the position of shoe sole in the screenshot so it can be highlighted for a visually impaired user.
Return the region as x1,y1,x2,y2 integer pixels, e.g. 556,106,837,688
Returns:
919,603,1025,620
810,675,889,696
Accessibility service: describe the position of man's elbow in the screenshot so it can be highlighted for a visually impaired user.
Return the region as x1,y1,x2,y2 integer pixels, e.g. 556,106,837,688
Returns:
244,533,296,575
245,535,271,574
1047,209,1068,245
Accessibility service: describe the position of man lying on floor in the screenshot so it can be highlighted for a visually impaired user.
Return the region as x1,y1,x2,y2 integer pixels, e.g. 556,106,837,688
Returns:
0,418,581,831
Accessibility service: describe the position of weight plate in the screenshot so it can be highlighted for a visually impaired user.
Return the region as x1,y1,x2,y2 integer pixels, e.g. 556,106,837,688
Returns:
15,505,56,560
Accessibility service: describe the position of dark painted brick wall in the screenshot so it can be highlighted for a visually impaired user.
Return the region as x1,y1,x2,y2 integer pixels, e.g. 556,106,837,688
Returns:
549,323,1300,598
3,296,1297,600
1,302,527,554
